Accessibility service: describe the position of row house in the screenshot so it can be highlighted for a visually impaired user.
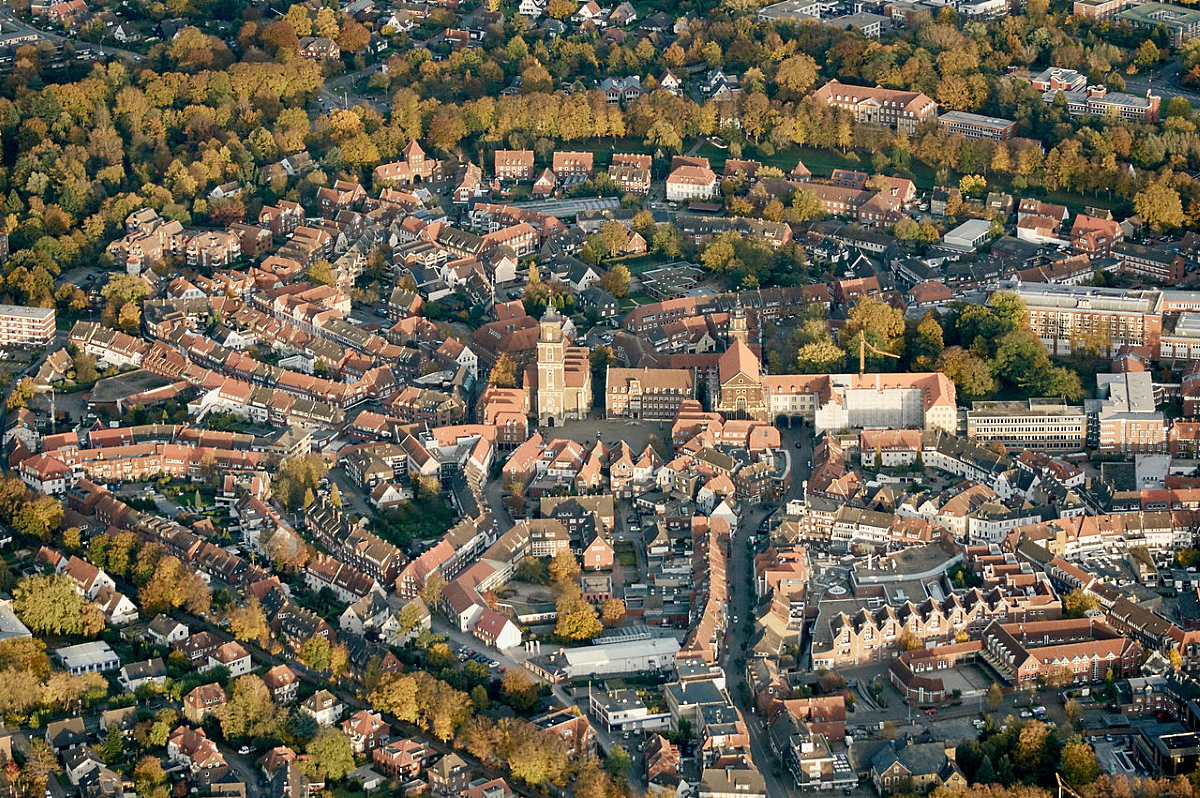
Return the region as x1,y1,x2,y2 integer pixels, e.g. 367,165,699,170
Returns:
306,497,408,584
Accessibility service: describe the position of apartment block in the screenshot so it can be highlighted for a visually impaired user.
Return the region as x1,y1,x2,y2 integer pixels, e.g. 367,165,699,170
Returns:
0,304,55,347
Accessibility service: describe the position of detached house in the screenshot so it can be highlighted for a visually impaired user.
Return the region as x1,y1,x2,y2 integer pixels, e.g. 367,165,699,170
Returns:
263,664,300,705
302,690,344,727
205,641,252,677
341,710,390,754
870,742,967,796
183,683,229,723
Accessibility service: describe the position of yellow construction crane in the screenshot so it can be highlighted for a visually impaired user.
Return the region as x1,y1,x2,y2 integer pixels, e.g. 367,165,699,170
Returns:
856,332,900,374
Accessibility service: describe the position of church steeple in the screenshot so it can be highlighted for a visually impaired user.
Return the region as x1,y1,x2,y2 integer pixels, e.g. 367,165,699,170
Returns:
728,302,749,347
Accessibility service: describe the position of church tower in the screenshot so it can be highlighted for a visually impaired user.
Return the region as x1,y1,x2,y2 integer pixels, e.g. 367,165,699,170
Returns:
537,306,566,426
728,302,750,347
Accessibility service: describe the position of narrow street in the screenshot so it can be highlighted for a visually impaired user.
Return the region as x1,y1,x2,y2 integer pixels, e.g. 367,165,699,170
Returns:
716,419,811,797
721,503,798,798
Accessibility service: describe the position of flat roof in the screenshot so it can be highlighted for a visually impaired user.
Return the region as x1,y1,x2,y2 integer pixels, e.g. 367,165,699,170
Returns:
0,599,31,642
939,110,1016,128
55,641,119,668
1119,2,1200,25
566,637,680,665
0,304,54,320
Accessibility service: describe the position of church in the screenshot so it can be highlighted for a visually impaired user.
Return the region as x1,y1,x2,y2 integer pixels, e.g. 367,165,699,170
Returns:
524,306,593,427
714,305,769,421
710,303,957,432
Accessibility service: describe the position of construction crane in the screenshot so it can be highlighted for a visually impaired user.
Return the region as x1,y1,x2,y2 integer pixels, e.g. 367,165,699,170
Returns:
856,331,900,374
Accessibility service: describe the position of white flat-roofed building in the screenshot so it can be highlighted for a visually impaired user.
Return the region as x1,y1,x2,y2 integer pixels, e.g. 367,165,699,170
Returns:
825,11,887,35
943,218,994,251
938,111,1016,141
0,304,54,347
55,641,120,676
757,0,821,20
524,637,681,682
0,598,31,642
967,398,1087,451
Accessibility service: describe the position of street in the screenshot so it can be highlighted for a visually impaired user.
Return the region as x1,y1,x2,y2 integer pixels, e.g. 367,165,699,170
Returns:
715,419,812,797
0,8,145,62
1122,57,1200,108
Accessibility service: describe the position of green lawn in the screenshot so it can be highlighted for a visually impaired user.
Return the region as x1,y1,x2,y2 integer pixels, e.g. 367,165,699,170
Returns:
621,253,677,275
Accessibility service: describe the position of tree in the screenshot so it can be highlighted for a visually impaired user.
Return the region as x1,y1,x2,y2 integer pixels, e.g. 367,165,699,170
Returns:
6,377,35,410
302,728,354,782
1016,721,1051,768
601,597,625,627
775,54,819,99
936,348,993,400
599,263,631,298
397,599,429,635
274,454,329,511
329,642,349,676
959,174,988,197
0,637,50,677
226,599,270,647
788,187,824,222
974,755,997,785
987,681,1003,709
337,20,370,53
306,259,335,286
1059,741,1100,787
1135,178,1186,232
910,312,945,368
1064,698,1083,729
420,572,446,605
13,496,64,541
1063,588,1100,618
501,670,540,711
548,550,581,588
133,756,168,798
489,353,518,388
370,673,420,722
845,297,905,353
301,636,332,672
328,483,342,509
604,746,631,779
220,675,277,740
13,574,88,634
555,592,602,641
547,0,577,17
516,557,549,585
796,339,847,373
900,628,922,651
140,556,211,615
992,330,1053,394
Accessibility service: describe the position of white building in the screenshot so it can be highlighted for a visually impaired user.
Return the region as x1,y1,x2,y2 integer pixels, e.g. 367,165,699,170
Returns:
0,304,55,347
942,218,994,251
55,641,120,676
525,637,681,682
